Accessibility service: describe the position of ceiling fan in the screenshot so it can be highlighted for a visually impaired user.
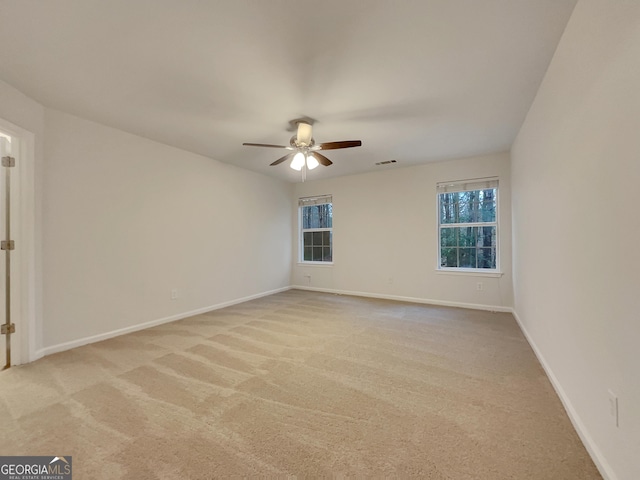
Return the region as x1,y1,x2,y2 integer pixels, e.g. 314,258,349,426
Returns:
243,119,362,171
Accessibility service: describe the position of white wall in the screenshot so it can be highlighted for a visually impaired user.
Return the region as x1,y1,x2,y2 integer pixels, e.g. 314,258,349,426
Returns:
291,153,513,311
0,79,45,355
511,1,640,479
42,109,292,350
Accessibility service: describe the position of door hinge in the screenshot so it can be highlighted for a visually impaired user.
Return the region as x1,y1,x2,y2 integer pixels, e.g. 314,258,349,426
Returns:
1,240,14,250
1,323,15,335
1,156,15,167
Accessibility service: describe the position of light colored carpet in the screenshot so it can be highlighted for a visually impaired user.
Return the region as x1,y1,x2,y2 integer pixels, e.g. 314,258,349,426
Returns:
0,290,601,479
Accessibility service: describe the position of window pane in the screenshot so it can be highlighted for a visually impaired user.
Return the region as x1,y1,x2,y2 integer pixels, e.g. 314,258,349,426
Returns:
303,232,312,246
441,247,458,267
479,226,496,247
312,246,323,261
481,189,496,222
322,247,332,262
456,191,468,223
439,188,496,225
459,227,477,246
312,231,323,246
302,204,332,229
440,228,457,247
439,193,459,224
477,247,496,269
304,247,312,261
440,229,496,269
322,231,331,246
458,195,480,223
459,248,476,268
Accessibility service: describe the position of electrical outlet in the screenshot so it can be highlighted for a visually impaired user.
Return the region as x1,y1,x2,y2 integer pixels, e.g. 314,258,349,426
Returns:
388,277,394,285
171,289,178,300
476,282,484,291
608,390,619,427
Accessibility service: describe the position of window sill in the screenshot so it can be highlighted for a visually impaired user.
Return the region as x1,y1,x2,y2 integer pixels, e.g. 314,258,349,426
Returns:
297,262,334,267
436,269,503,278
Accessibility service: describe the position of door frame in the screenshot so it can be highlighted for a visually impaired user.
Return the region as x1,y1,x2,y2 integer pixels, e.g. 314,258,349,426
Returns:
0,117,37,365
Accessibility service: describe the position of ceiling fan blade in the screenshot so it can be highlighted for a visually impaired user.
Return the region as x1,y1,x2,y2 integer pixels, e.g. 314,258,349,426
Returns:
317,140,362,150
243,142,290,149
310,152,333,166
270,153,294,166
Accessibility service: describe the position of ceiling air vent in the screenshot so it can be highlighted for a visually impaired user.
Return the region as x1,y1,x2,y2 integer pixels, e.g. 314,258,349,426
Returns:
375,160,397,166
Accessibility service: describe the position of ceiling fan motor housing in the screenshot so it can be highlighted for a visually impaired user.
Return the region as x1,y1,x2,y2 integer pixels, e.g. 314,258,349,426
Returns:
296,121,313,147
290,135,314,149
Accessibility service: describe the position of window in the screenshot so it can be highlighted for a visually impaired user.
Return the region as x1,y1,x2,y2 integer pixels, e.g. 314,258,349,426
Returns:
437,178,498,271
299,195,332,263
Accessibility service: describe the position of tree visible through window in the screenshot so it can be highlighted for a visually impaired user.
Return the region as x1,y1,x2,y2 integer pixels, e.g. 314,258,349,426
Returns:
438,179,498,270
299,195,332,263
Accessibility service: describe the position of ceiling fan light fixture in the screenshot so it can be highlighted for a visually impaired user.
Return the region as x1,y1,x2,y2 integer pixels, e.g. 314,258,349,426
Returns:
306,154,319,170
290,152,305,170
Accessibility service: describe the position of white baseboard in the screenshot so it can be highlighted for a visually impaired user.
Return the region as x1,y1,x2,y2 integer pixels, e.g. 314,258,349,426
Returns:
36,286,507,359
40,286,291,357
512,309,617,480
31,349,45,362
292,285,513,313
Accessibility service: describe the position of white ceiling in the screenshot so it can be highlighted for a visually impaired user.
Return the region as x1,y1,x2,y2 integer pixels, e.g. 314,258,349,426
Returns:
0,0,577,182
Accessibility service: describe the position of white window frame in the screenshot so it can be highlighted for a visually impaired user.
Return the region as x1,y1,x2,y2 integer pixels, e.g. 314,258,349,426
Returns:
298,195,333,265
436,178,500,275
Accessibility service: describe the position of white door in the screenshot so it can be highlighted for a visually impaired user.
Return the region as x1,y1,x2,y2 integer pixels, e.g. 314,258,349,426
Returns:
0,132,21,367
